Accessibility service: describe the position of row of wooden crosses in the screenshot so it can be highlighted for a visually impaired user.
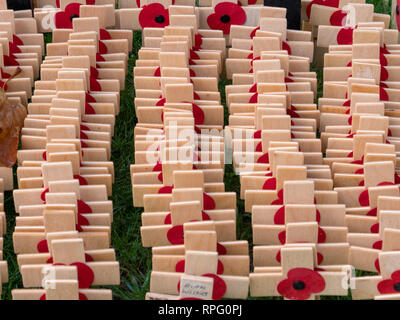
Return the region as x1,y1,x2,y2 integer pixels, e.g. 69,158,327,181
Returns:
128,0,400,300
0,0,138,299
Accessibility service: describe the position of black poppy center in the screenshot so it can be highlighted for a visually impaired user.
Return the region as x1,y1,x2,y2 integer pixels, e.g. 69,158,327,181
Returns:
292,280,306,290
397,5,399,15
155,15,165,24
394,282,400,292
220,14,231,23
70,14,79,22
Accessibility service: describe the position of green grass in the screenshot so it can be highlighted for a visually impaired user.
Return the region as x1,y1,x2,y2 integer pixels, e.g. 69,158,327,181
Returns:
0,0,393,300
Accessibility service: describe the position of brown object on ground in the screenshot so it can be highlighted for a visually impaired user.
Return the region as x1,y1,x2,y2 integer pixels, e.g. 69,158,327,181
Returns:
0,67,27,167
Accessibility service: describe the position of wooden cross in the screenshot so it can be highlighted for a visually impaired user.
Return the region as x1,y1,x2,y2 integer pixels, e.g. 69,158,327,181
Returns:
149,230,250,299
12,237,119,300
250,245,351,299
139,169,237,247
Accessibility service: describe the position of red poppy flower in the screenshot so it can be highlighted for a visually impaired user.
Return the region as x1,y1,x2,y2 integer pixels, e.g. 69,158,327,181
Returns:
178,273,226,300
55,3,81,29
257,153,269,164
397,0,400,32
249,93,258,103
194,34,203,50
277,267,325,300
330,10,347,26
373,240,383,250
255,141,262,152
282,41,291,55
262,177,276,190
90,77,102,91
306,0,339,19
217,243,227,255
250,26,260,39
337,27,354,45
378,270,400,294
207,2,246,35
139,3,169,29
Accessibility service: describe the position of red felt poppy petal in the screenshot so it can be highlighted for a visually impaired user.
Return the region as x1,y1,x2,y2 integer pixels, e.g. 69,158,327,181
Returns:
192,103,205,125
203,193,216,210
4,55,19,66
167,225,184,245
316,209,321,223
175,259,185,272
370,223,379,234
79,293,88,300
249,83,257,93
194,34,203,50
98,41,108,54
317,252,323,265
278,231,286,244
100,29,111,40
282,41,291,55
85,103,96,114
96,53,105,62
381,67,389,82
276,250,281,263
375,258,381,273
372,240,383,250
253,130,261,139
358,189,370,206
377,279,396,294
80,131,88,140
337,27,354,45
217,243,227,255
366,207,378,217
156,98,166,106
273,206,285,225
37,240,49,253
77,200,92,214
201,211,211,221
9,42,21,54
85,253,94,263
55,11,72,29
257,153,269,164
159,186,174,194
202,273,226,300
262,177,276,190
318,227,327,243
41,188,49,202
77,214,90,227
70,262,94,289
391,270,400,282
74,175,88,186
90,77,102,91
250,26,260,39
13,35,23,46
217,260,224,274
249,93,258,103
255,141,262,152
330,10,347,26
